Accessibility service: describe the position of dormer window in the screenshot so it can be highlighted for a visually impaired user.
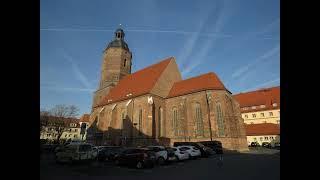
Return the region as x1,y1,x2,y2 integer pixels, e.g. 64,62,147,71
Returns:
252,106,256,109
260,105,266,108
273,103,278,107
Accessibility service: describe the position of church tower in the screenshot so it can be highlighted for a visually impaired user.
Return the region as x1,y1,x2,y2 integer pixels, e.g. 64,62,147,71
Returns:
92,28,132,109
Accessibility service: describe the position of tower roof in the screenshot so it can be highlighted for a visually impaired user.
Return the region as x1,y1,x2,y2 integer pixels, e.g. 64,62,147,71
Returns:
105,28,129,51
106,39,129,50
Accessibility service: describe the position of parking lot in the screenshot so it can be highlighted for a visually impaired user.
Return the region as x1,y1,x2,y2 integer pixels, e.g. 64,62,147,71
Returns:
40,148,280,180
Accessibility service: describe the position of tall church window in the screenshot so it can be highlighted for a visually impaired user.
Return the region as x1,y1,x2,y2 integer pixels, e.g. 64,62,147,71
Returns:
121,111,125,136
124,59,126,67
138,109,142,135
195,103,204,136
172,107,178,136
216,103,225,136
121,112,125,125
159,107,164,137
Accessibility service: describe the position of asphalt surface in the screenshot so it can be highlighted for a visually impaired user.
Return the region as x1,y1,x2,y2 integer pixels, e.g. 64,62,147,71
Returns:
40,148,280,180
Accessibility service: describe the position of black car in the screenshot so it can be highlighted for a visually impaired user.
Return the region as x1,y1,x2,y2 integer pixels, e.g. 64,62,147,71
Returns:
165,147,178,162
114,148,156,169
97,146,122,162
250,142,260,147
199,141,223,154
173,142,211,157
262,142,271,148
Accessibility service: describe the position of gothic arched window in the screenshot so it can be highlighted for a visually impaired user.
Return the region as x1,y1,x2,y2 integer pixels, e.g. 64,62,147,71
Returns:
195,103,204,136
124,59,127,67
159,107,164,137
172,107,178,136
216,103,225,136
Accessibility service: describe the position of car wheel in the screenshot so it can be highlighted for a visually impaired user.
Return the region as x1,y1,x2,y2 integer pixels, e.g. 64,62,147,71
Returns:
175,155,180,161
157,157,165,165
136,161,143,169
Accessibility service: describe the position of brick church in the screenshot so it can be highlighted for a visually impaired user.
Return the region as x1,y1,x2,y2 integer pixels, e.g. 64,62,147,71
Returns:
87,28,248,151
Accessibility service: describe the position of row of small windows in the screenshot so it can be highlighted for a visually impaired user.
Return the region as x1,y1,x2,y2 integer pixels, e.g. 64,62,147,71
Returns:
248,120,280,124
45,128,78,132
253,136,275,141
244,111,280,119
43,134,78,138
242,103,278,111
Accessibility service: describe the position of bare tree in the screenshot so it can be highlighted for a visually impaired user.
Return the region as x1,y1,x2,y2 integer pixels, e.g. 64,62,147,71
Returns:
41,104,80,143
40,109,50,134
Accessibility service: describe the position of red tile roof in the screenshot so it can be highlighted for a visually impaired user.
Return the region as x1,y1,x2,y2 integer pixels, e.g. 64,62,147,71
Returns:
80,114,90,122
95,57,173,107
233,86,280,113
245,123,280,136
46,116,80,128
167,72,227,98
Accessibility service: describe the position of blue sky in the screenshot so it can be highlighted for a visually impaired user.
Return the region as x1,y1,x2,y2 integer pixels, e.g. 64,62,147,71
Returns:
40,0,280,116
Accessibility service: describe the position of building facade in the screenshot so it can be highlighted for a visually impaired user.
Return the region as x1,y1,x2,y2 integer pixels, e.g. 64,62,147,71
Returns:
79,114,90,141
233,86,280,145
245,123,280,146
233,86,280,125
40,117,81,143
86,28,248,151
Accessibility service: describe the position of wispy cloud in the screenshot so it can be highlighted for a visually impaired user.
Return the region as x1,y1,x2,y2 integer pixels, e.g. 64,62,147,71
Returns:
242,78,280,92
181,0,234,77
254,18,280,36
41,85,95,93
40,27,232,38
41,28,114,32
231,44,280,79
61,50,92,89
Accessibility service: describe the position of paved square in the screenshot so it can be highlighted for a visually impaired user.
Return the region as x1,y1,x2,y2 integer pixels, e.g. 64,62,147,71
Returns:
40,151,280,180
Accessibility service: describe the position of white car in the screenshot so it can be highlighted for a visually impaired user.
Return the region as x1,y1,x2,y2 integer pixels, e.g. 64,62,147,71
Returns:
176,146,201,159
147,146,168,165
170,147,189,161
55,143,96,164
91,146,99,159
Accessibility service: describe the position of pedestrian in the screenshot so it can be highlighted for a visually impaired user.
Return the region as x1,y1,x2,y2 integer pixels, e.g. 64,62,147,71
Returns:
217,154,223,168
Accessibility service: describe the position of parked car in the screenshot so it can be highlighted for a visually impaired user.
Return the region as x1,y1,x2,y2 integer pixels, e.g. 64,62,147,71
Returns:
200,141,223,154
168,147,189,161
147,146,168,165
91,146,99,159
54,144,66,153
55,143,96,164
262,142,271,148
173,142,211,157
164,147,178,162
249,142,260,147
114,148,156,169
175,146,201,159
97,146,122,162
273,142,280,149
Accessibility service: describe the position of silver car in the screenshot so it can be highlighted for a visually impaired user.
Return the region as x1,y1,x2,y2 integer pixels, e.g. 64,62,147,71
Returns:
55,143,96,164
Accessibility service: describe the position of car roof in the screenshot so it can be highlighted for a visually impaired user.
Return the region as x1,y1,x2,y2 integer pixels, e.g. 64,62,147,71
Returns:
147,146,164,148
176,145,194,148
